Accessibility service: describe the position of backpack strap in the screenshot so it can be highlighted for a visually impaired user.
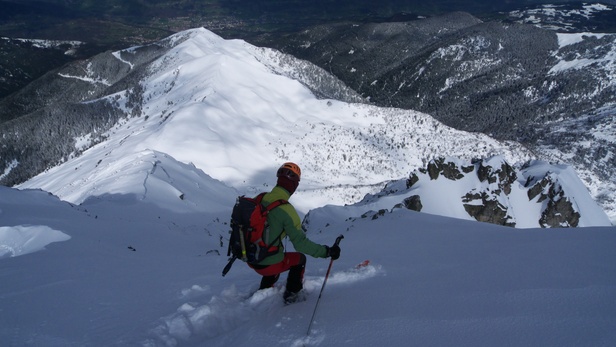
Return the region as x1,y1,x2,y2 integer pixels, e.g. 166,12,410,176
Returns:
255,192,288,251
255,192,288,213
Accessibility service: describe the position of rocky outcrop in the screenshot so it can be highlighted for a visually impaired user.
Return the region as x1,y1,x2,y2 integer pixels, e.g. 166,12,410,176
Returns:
403,156,588,228
424,157,469,180
526,173,581,227
403,195,423,212
462,191,515,227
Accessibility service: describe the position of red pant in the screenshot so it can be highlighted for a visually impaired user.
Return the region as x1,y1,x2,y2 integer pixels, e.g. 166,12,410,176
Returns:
250,252,306,292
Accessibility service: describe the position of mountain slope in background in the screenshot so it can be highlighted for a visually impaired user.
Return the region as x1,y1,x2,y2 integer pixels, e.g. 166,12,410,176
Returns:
3,1,616,109
10,28,540,216
2,4,615,221
506,2,616,32
250,9,616,222
0,37,91,101
4,27,612,225
11,27,609,227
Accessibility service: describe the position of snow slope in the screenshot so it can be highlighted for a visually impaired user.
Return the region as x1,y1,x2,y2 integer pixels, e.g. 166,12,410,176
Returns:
1,183,615,346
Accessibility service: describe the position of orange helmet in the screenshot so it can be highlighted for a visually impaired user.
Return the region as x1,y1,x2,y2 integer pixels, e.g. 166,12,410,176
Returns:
277,162,301,182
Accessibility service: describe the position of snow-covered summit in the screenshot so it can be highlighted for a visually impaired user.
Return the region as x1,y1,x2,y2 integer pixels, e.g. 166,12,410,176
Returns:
19,28,535,216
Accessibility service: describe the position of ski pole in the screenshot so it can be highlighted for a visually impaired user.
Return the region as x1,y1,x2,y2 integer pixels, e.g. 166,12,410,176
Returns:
306,234,344,336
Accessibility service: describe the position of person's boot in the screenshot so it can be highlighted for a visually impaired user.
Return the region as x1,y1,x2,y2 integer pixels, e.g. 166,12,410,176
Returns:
284,259,306,304
283,289,306,305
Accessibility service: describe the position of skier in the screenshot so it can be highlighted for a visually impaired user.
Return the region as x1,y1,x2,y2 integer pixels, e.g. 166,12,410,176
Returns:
249,162,341,304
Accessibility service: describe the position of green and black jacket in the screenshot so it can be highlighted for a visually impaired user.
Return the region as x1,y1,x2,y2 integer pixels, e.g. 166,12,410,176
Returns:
258,186,328,265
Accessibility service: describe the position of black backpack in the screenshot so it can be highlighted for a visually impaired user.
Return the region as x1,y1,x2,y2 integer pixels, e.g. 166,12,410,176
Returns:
222,193,287,276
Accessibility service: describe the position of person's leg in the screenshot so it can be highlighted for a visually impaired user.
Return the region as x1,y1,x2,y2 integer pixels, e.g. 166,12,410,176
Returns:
251,253,306,296
259,274,280,289
285,253,306,294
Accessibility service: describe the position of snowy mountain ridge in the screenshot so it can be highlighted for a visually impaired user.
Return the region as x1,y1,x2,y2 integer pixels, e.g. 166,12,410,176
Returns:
16,27,551,219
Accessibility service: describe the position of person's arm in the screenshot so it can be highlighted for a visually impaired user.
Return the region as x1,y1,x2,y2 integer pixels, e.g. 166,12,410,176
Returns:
281,205,328,258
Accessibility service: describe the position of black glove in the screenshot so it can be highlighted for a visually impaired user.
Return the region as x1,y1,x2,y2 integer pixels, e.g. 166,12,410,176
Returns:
326,244,341,260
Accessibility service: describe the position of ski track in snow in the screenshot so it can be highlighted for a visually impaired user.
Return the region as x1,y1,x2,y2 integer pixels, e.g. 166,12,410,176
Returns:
144,262,380,346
